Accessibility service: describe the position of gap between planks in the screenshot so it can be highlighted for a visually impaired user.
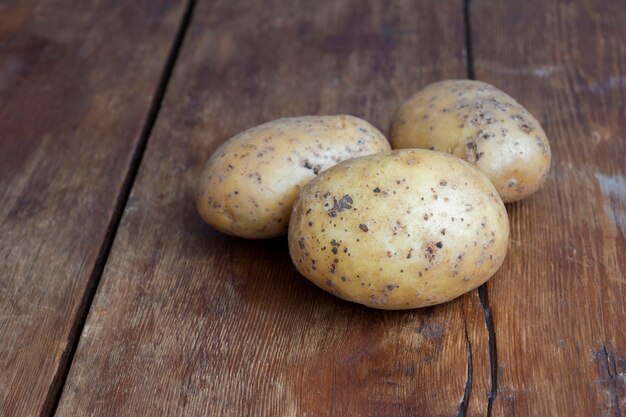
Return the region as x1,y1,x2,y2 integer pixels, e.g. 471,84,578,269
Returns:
463,0,499,415
42,1,199,416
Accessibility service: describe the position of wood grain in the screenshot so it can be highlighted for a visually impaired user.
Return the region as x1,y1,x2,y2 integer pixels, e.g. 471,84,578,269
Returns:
56,0,497,415
471,0,626,415
0,1,187,416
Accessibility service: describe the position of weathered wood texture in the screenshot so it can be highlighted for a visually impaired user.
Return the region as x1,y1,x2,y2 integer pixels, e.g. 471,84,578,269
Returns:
0,1,187,416
56,0,497,416
471,0,626,415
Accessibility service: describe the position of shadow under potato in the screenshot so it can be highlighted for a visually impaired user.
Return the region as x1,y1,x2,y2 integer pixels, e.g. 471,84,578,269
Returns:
193,216,457,316
179,194,473,414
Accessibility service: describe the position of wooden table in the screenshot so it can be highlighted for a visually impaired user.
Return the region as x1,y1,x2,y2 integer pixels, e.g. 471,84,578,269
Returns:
1,0,624,416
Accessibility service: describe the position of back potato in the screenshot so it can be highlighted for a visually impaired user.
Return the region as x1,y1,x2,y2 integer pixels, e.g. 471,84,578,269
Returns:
196,115,390,238
389,80,551,202
288,149,509,309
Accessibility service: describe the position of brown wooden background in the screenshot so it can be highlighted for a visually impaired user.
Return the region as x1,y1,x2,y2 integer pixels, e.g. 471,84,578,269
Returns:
0,0,624,416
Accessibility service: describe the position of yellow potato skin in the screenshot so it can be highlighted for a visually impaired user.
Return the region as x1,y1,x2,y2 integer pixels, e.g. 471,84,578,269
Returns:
196,115,390,238
288,149,509,309
389,80,551,202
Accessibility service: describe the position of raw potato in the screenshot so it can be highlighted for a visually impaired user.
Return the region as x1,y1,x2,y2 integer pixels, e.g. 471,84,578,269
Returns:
389,80,551,202
288,149,509,309
196,115,390,238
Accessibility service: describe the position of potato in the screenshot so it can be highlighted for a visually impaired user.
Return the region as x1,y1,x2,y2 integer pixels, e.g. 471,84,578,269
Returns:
196,115,390,238
389,80,551,202
288,149,509,309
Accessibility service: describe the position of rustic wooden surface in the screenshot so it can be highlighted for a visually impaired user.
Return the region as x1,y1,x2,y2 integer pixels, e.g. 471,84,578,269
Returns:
55,0,496,416
1,0,624,415
0,1,187,416
471,0,626,416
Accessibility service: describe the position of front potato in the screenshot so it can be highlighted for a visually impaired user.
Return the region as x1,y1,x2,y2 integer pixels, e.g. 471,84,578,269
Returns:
196,115,390,238
288,149,509,309
389,80,551,202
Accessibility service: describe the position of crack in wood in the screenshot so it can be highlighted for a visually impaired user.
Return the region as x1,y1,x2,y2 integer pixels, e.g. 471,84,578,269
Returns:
463,0,475,80
602,345,623,417
479,285,498,417
457,322,473,417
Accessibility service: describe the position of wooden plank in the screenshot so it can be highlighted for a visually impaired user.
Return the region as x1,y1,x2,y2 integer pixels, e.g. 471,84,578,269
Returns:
0,1,188,416
471,0,626,415
56,0,497,415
